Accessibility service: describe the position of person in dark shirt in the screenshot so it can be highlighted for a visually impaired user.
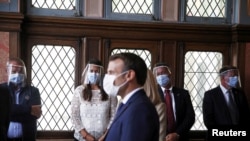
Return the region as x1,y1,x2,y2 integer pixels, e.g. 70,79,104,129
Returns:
0,85,11,141
0,57,42,141
153,62,195,141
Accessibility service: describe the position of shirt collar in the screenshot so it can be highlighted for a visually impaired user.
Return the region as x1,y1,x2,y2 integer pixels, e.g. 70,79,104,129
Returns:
161,86,173,93
121,87,143,104
220,84,228,94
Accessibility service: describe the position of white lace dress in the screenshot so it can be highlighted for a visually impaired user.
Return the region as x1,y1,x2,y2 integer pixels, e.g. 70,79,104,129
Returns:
71,85,117,141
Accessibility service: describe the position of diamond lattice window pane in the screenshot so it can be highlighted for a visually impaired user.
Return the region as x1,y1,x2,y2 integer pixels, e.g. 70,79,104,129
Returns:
32,45,75,130
186,0,226,17
184,51,222,130
31,0,76,10
111,49,151,69
112,0,153,14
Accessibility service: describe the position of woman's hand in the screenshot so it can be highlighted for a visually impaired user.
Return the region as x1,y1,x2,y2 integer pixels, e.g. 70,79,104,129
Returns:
85,134,95,141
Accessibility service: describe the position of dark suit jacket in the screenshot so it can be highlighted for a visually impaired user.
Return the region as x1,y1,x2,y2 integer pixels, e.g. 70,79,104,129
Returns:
203,86,250,129
105,89,159,141
158,86,195,141
0,85,11,141
0,83,41,141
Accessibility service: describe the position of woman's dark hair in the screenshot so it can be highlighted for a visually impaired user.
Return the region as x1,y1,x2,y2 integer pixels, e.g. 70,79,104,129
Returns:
82,58,108,101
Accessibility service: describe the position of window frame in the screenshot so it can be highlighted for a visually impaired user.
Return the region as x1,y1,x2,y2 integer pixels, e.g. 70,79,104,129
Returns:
26,37,80,137
26,0,83,17
105,0,160,21
105,39,160,70
184,51,223,130
180,0,232,24
0,0,18,12
179,43,230,131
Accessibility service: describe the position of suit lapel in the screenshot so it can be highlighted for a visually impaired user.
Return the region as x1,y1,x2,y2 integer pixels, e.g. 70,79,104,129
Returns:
112,90,143,123
114,102,129,120
215,86,233,120
172,87,180,120
215,87,228,108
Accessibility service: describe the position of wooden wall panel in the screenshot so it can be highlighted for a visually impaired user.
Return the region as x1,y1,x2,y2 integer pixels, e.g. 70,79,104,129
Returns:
0,31,9,83
1,11,250,139
159,41,177,85
245,43,250,106
82,37,102,69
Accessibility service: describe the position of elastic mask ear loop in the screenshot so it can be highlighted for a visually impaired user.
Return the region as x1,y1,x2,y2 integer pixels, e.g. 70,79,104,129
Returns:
7,64,13,86
114,70,129,87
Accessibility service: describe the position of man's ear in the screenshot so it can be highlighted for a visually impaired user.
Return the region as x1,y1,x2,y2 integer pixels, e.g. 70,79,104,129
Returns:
126,70,135,81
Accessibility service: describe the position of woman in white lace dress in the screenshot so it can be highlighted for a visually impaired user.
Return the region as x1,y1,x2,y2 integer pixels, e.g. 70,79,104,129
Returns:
71,59,117,141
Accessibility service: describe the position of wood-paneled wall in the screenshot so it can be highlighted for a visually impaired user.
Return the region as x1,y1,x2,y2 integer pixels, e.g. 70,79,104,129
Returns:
1,11,250,140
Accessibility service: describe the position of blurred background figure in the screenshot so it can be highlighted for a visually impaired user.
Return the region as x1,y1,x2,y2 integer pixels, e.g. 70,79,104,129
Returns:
0,57,42,141
0,85,11,141
203,65,250,140
144,69,167,141
71,58,117,141
153,62,195,141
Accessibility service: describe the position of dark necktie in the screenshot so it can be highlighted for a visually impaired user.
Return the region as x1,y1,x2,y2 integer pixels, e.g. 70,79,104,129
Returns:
117,102,124,112
227,90,239,125
165,89,176,133
115,102,124,119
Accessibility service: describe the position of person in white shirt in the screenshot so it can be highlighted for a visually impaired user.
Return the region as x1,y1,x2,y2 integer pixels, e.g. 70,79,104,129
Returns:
71,58,117,141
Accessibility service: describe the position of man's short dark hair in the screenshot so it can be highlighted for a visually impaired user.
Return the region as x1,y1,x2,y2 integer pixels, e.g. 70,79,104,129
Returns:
219,65,237,75
109,53,147,86
7,57,25,67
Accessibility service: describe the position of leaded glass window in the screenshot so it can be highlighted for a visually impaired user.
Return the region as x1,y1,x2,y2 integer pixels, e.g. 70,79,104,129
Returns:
32,45,75,130
186,0,226,17
184,51,222,130
181,0,232,24
27,0,80,16
106,0,160,21
111,49,152,69
112,0,153,14
31,0,76,10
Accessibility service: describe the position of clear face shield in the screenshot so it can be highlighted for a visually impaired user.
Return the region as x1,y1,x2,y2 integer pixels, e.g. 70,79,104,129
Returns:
153,66,171,76
7,64,27,87
81,63,104,85
220,69,242,88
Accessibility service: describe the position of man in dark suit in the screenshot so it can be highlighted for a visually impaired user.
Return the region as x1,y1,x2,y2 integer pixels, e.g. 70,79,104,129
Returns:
0,85,12,141
153,63,195,141
0,58,42,141
103,53,159,141
203,65,250,140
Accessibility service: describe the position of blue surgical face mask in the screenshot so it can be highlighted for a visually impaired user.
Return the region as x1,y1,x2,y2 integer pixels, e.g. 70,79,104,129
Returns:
156,74,170,87
9,73,25,85
227,76,238,88
87,72,100,84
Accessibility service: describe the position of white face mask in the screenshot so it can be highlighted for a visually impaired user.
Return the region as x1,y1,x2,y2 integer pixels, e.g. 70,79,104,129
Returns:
103,71,128,96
